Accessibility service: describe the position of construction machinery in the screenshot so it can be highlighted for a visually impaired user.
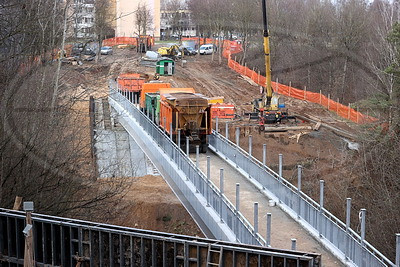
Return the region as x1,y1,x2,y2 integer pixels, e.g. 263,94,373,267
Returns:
157,45,181,60
253,0,295,128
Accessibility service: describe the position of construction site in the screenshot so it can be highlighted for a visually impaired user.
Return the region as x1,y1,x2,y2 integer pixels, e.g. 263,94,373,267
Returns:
1,34,398,266
2,0,400,265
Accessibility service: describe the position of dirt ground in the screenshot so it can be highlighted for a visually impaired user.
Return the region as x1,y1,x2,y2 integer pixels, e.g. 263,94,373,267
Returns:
66,45,359,238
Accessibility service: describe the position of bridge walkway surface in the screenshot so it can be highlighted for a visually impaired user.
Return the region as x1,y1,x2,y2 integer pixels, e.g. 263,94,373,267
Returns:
190,152,343,267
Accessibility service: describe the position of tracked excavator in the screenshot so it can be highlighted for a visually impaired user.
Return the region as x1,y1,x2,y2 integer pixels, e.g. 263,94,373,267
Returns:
253,0,296,129
157,45,181,60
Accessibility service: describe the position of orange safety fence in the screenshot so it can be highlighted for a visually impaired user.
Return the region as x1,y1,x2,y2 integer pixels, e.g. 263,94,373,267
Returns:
225,50,377,124
181,38,243,56
103,36,155,47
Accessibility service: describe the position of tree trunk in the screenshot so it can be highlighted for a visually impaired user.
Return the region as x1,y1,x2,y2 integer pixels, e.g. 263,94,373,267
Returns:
341,56,348,103
51,0,69,111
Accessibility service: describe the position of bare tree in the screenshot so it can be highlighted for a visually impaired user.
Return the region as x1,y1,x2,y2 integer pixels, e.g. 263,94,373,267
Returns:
94,0,115,62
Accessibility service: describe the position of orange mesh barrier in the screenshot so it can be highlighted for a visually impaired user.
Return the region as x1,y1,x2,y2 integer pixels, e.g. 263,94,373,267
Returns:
181,38,243,56
224,51,377,124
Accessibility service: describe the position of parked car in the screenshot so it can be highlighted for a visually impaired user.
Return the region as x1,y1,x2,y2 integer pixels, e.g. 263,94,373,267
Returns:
100,46,113,55
183,46,197,56
199,44,215,55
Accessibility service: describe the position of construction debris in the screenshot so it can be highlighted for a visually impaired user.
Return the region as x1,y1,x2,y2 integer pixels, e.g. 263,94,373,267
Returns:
240,75,258,86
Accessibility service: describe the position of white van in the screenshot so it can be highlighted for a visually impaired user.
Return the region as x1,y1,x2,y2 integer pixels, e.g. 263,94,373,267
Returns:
199,44,215,55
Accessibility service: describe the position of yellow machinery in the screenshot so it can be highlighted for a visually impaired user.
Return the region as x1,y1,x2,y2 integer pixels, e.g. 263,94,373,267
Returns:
157,45,181,59
253,0,295,125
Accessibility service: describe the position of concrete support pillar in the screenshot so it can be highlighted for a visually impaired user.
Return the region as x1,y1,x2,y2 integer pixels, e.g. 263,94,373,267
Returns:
216,117,219,133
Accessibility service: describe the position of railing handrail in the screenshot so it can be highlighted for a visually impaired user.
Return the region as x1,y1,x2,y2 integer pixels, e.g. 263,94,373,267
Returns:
211,130,394,266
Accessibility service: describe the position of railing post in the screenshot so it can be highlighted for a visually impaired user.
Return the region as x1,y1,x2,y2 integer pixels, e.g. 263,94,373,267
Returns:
195,145,199,168
254,202,258,234
207,156,211,180
248,135,252,157
169,123,173,140
278,154,283,181
297,165,302,218
225,122,229,139
360,208,366,267
360,209,366,246
235,127,240,147
219,168,224,195
235,183,240,212
291,239,297,250
206,156,211,207
396,233,400,267
263,144,267,166
319,180,324,237
266,213,271,247
177,129,181,151
345,198,351,261
186,137,189,155
216,117,219,133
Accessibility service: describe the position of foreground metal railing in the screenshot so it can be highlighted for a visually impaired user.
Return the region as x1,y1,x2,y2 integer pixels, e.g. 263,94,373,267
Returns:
0,208,322,266
209,131,396,267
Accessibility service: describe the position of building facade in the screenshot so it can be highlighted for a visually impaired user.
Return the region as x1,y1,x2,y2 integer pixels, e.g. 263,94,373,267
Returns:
160,0,196,39
115,0,160,39
73,0,96,39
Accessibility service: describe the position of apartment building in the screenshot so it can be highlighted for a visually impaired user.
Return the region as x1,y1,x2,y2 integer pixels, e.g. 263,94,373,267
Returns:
73,0,96,39
160,8,196,39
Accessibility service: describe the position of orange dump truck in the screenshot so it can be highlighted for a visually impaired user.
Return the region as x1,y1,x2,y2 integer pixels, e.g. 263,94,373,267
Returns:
159,89,211,152
139,82,172,108
117,73,148,103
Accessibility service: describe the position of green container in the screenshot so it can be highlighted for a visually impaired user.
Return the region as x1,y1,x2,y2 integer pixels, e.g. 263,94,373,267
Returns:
145,93,160,123
156,59,175,76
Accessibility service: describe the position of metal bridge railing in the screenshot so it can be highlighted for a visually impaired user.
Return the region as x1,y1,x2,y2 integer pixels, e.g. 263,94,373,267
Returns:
0,208,321,266
209,131,395,267
109,87,267,247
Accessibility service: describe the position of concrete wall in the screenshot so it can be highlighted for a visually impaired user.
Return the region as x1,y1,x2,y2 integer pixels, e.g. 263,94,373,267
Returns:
115,0,160,39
